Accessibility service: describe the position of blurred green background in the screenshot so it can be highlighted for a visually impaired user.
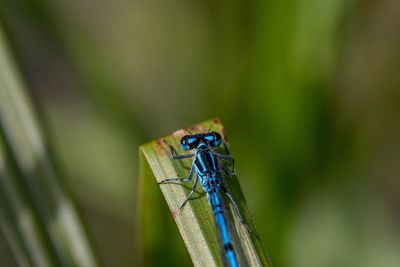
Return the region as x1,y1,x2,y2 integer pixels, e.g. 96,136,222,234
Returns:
1,0,400,266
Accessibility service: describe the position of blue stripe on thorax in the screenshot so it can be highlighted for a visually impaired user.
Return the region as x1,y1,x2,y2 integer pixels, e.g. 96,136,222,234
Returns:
194,147,219,175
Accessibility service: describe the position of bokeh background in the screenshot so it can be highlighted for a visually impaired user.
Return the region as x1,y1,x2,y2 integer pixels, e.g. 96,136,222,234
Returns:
1,0,400,266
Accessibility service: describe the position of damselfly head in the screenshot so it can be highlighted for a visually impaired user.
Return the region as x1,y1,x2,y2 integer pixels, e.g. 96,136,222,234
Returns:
180,131,222,150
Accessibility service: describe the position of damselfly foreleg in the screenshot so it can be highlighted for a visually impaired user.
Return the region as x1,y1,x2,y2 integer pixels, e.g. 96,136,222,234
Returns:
169,145,194,160
169,144,193,170
158,163,195,184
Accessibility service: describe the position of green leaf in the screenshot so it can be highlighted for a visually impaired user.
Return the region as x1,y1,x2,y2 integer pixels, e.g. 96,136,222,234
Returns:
0,20,100,267
137,119,272,267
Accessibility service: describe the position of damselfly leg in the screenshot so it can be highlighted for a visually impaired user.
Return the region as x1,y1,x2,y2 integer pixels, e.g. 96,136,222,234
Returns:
169,145,194,160
158,164,195,184
179,174,199,210
214,143,236,176
168,145,193,171
158,144,194,184
159,144,200,210
222,186,245,224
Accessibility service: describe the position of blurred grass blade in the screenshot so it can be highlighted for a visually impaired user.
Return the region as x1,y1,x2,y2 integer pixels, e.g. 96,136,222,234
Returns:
138,119,272,267
0,20,99,267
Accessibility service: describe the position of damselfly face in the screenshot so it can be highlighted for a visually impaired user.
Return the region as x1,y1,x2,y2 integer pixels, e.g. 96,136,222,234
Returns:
180,131,222,151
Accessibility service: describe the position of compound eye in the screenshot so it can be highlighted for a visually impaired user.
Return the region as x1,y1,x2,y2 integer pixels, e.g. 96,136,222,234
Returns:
212,132,222,147
205,132,222,147
203,133,215,143
180,135,198,150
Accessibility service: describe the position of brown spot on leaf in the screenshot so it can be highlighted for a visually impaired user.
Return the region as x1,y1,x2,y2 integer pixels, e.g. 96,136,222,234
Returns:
172,129,186,137
171,210,178,220
156,139,163,146
213,118,221,124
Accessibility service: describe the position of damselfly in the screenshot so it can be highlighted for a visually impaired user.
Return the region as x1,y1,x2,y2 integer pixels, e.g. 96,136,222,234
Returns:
158,130,246,267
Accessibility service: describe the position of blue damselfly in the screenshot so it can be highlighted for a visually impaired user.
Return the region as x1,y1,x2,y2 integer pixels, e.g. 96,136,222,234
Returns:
158,130,246,267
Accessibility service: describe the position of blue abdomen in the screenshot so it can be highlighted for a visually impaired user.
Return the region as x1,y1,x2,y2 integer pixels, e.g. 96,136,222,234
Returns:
207,187,239,267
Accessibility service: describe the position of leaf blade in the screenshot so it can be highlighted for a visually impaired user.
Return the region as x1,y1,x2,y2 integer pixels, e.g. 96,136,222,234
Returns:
0,20,100,267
